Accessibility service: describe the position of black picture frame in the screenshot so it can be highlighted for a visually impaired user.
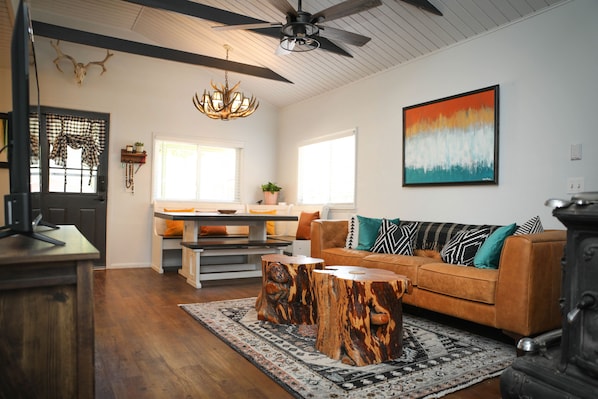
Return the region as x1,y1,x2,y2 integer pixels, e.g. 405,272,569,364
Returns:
402,85,499,186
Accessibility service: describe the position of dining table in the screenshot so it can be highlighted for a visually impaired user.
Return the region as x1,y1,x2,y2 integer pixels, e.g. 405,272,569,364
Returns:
153,211,298,287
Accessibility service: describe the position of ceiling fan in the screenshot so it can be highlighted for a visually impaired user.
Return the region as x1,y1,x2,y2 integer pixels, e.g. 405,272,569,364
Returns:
213,0,383,54
123,0,442,58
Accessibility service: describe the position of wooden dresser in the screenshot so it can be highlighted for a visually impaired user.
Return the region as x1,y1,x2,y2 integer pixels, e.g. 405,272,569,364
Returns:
0,225,99,398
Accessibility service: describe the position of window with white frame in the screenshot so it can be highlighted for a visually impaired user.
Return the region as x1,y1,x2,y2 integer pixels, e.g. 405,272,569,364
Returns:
297,129,356,205
153,137,242,202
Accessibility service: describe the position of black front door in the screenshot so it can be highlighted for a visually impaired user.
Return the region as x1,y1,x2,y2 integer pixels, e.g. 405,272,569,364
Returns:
32,107,109,267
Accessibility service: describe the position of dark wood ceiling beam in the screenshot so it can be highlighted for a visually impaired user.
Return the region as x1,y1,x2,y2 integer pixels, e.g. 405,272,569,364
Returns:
124,0,268,26
400,0,443,16
122,0,353,57
32,21,293,84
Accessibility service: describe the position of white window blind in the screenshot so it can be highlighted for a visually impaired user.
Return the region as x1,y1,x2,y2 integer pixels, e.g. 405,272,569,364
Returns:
298,129,356,205
153,138,242,202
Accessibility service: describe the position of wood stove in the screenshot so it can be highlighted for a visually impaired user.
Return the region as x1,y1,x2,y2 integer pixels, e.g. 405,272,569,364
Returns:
501,192,598,399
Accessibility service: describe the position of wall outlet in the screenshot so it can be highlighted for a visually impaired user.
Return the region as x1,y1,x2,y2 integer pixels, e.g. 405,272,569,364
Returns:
567,177,585,194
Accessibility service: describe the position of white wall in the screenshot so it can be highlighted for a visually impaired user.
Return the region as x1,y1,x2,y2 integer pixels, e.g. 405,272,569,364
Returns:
1,0,596,268
0,40,279,268
277,0,597,230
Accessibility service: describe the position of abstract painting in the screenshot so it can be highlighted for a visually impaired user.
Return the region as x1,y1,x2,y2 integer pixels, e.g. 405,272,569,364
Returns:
403,85,499,186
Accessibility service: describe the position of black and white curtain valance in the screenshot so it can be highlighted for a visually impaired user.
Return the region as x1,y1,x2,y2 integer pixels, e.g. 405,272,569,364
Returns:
46,113,106,170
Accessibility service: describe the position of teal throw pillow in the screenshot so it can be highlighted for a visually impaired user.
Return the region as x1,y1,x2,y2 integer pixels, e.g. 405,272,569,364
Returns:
473,223,517,269
356,215,400,251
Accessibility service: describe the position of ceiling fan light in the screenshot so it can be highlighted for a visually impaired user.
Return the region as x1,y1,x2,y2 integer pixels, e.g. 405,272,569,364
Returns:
280,35,319,52
280,37,295,51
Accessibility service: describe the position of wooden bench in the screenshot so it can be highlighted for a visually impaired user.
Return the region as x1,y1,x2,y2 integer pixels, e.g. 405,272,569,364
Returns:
180,238,291,288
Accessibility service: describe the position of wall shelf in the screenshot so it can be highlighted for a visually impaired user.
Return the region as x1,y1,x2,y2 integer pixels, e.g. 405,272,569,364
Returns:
121,149,146,164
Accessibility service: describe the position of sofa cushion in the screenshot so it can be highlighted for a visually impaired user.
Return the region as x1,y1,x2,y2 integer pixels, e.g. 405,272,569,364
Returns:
200,225,228,236
345,215,359,249
355,215,400,251
249,209,276,235
440,228,491,266
514,215,544,235
401,221,501,252
163,208,194,237
418,263,498,304
414,249,442,260
361,253,437,286
473,223,517,269
295,211,319,240
321,248,370,267
371,220,418,255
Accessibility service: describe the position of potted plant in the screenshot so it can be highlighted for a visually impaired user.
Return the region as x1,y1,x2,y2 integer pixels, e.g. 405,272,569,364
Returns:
261,181,282,205
134,142,144,153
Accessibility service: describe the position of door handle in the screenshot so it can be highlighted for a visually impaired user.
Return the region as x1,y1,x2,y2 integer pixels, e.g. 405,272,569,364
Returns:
97,175,106,201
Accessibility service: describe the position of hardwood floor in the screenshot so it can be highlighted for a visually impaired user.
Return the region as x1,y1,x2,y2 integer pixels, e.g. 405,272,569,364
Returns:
94,268,507,398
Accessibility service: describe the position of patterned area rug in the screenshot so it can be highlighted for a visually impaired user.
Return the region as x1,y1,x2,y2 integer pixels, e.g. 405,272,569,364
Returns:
180,298,514,399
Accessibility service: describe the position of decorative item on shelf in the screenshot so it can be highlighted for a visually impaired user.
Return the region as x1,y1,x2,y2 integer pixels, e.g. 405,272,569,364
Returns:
217,209,237,214
261,181,282,205
121,148,147,194
134,142,144,153
192,44,259,121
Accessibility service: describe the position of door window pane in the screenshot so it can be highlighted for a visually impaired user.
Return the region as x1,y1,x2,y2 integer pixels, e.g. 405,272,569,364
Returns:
32,112,106,194
49,146,97,193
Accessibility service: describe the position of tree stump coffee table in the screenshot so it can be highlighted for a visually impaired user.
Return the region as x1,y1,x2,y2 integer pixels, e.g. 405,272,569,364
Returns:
313,266,411,366
255,254,324,324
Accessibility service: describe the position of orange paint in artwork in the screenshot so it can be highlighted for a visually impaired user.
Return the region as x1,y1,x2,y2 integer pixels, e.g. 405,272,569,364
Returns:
405,89,495,138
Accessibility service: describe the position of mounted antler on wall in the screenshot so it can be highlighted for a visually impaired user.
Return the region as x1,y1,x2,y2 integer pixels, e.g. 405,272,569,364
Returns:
51,40,114,85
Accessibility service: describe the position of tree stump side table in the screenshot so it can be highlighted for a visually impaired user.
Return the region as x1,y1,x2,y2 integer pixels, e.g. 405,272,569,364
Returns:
255,254,325,324
313,266,412,366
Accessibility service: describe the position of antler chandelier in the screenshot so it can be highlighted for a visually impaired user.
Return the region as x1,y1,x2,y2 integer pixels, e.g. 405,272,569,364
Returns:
193,45,259,120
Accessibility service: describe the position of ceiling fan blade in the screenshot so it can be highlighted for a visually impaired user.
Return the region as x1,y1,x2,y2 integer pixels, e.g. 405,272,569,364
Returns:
122,0,354,57
266,0,298,17
400,0,443,16
312,0,382,23
213,22,282,31
318,25,371,47
316,36,354,57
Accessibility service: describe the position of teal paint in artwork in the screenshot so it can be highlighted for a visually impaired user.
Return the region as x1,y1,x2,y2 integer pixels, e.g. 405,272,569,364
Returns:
405,164,495,184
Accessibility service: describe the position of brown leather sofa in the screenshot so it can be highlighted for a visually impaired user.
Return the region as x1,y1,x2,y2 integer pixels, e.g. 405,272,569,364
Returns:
310,219,566,338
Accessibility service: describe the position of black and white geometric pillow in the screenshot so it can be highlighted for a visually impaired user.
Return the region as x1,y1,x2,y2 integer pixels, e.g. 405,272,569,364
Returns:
514,216,544,235
371,219,418,255
345,215,359,249
440,228,491,266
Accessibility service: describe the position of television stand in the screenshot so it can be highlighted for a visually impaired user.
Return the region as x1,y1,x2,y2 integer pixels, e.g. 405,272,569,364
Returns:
0,224,66,246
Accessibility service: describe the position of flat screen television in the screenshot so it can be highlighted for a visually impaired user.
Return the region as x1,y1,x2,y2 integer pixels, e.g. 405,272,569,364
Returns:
0,0,63,245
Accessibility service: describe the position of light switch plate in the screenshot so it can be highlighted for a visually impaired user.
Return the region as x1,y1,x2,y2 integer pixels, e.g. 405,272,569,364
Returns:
571,143,582,160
